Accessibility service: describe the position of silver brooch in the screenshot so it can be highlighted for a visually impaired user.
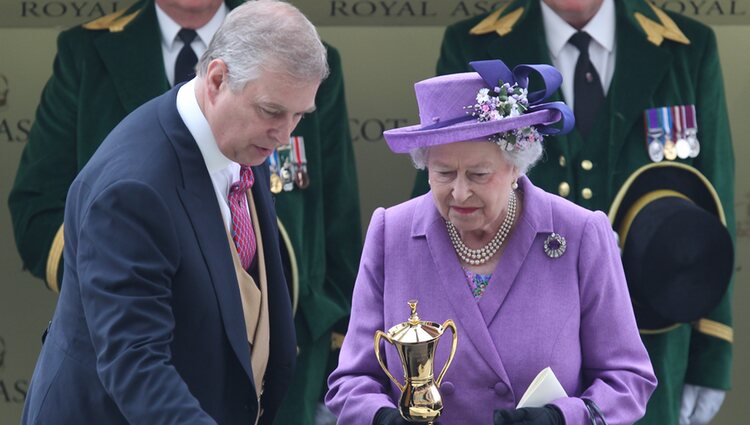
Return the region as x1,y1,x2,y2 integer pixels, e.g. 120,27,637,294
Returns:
544,233,566,258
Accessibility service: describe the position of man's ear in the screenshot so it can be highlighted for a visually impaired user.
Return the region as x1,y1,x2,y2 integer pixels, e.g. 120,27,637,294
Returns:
205,59,228,102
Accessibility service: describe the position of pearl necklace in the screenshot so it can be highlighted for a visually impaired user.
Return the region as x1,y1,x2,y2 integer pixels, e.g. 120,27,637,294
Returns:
446,190,517,265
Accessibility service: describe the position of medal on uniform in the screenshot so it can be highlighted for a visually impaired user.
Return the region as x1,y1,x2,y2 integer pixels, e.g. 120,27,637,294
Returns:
673,105,690,159
277,144,295,192
661,107,677,161
645,108,664,162
268,149,283,194
685,104,700,158
290,136,310,189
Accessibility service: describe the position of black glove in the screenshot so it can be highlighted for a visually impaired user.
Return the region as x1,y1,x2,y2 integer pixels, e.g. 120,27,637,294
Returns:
373,407,443,425
493,406,564,425
373,407,411,425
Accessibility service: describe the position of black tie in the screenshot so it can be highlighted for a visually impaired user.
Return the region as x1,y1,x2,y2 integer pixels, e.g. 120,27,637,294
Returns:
569,31,605,138
174,28,198,85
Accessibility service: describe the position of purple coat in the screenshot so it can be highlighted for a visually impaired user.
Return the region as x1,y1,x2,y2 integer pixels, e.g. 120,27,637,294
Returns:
326,176,656,425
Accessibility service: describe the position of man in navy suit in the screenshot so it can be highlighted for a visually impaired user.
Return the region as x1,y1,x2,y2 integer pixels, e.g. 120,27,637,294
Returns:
20,1,328,424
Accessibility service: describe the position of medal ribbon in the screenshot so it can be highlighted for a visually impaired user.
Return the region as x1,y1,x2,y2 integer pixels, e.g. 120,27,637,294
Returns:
645,108,662,147
685,104,697,131
660,106,673,140
269,149,279,171
673,105,683,139
293,136,307,167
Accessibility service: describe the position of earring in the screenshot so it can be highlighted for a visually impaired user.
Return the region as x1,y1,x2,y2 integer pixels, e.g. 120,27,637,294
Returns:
511,179,518,190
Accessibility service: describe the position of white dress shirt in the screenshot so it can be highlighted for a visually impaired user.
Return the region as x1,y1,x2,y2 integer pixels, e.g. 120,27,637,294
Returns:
155,3,228,87
176,79,240,230
540,0,616,111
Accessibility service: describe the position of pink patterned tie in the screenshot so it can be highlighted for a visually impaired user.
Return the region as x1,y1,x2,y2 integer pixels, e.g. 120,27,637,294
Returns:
228,165,256,270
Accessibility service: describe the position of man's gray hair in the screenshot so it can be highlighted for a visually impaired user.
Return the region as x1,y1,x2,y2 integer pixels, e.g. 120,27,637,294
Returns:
409,139,544,175
197,0,328,91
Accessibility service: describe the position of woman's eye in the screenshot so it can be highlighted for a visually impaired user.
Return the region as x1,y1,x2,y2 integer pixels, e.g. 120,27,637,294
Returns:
470,172,491,182
433,171,455,182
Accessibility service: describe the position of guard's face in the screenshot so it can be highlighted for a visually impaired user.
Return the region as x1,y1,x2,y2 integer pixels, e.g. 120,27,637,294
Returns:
203,61,319,166
428,141,518,238
542,0,604,27
155,0,223,16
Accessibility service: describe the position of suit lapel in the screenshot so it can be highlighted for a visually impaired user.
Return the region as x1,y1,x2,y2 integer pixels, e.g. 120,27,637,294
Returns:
157,87,254,382
93,0,169,114
607,0,672,169
416,196,512,385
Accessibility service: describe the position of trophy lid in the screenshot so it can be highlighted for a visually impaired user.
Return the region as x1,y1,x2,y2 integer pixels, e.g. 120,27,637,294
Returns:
386,300,444,344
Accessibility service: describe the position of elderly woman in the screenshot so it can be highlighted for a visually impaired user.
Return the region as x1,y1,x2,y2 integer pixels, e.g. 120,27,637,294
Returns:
326,60,656,425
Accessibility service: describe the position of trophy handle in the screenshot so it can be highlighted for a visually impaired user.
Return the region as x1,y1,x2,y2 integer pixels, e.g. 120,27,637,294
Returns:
374,330,405,392
436,320,458,387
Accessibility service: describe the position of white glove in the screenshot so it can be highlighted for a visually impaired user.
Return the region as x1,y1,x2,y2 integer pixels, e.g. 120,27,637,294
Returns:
679,384,726,425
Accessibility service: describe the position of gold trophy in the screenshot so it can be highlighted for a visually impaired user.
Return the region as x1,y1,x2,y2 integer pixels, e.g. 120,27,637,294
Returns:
374,300,458,424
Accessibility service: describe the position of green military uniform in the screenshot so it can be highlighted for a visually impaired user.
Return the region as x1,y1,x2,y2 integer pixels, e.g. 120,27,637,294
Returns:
270,30,363,425
8,1,362,423
412,1,735,423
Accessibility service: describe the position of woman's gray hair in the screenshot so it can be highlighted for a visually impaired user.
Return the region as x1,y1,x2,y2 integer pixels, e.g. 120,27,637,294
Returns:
196,0,329,91
409,139,544,175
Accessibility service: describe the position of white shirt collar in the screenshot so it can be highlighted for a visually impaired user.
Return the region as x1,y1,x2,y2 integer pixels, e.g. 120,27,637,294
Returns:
176,79,235,174
155,3,228,50
541,0,615,59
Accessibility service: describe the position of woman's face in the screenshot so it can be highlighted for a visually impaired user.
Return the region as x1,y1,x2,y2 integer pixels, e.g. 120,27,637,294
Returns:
428,141,518,237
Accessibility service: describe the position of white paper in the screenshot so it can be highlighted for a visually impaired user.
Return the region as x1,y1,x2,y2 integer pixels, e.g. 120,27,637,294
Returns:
517,367,568,408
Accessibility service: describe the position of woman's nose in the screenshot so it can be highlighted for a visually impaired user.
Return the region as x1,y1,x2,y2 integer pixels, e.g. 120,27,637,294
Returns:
451,176,472,202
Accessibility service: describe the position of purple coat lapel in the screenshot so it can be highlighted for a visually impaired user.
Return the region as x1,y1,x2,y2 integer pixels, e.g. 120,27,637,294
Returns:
410,176,549,389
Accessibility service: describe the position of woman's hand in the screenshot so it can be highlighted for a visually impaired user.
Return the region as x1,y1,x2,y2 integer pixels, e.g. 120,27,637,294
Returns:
493,406,564,425
373,407,443,425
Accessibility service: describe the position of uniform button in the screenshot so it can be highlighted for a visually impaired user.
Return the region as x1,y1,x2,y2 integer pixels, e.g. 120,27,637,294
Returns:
581,160,593,170
441,381,455,395
558,182,570,197
494,382,509,396
582,188,593,199
559,155,566,167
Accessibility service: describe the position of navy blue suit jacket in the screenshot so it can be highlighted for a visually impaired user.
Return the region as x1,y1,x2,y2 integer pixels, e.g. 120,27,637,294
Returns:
21,86,296,425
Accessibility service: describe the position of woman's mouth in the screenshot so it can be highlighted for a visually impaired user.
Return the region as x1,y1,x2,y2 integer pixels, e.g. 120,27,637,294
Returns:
451,206,479,215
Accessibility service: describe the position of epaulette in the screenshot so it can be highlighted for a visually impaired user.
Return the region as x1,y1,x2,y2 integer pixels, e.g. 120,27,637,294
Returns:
469,5,524,37
82,7,141,33
635,2,690,46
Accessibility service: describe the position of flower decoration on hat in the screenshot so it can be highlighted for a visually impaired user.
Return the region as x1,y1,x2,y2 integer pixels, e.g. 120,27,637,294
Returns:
467,60,574,151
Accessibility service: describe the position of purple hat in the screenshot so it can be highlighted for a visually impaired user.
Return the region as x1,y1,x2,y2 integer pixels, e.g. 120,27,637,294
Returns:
383,60,574,153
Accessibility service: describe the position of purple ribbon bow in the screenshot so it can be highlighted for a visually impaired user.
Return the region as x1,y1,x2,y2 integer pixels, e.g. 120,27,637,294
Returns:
470,60,575,135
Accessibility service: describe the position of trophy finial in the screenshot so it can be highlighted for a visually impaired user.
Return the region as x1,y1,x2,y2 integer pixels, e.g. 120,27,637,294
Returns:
408,300,420,324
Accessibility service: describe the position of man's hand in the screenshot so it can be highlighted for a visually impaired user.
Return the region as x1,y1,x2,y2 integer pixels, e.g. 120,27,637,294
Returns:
680,384,726,425
493,406,564,425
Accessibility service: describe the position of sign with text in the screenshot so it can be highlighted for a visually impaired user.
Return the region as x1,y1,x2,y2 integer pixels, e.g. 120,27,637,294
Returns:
0,0,748,27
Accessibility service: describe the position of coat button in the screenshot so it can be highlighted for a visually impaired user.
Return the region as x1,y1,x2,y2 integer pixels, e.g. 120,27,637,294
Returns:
441,381,455,395
581,188,593,199
558,182,570,197
559,155,566,167
494,382,509,396
581,160,593,170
